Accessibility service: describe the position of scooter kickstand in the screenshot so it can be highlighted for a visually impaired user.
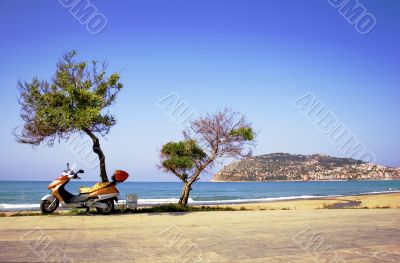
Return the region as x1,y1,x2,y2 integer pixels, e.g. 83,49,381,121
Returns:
84,206,91,215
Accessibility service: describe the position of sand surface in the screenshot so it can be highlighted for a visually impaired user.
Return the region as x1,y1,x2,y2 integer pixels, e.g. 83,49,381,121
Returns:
0,193,399,262
228,192,400,210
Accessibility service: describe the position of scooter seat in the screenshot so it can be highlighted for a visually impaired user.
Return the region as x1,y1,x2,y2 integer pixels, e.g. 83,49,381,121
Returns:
79,182,113,194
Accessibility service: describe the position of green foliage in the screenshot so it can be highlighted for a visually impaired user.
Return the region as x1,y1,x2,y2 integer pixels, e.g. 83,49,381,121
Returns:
163,156,193,172
15,50,123,146
9,212,45,217
67,208,89,215
230,127,254,141
161,140,206,181
136,204,188,213
162,140,206,160
118,204,238,213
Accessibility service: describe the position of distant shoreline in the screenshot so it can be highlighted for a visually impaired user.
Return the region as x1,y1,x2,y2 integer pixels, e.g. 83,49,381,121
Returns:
210,179,400,182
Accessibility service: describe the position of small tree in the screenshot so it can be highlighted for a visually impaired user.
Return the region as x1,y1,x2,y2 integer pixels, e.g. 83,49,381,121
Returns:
14,51,123,182
160,108,256,206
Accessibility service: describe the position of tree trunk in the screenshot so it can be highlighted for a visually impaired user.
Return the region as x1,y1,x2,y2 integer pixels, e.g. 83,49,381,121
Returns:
84,129,109,182
178,183,191,207
178,150,218,207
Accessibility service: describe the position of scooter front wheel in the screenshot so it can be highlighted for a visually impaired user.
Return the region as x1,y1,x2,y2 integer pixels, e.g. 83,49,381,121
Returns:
96,199,114,215
40,198,59,214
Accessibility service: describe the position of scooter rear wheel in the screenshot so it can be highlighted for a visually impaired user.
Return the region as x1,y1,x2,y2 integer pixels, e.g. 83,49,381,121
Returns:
40,199,59,214
96,199,114,215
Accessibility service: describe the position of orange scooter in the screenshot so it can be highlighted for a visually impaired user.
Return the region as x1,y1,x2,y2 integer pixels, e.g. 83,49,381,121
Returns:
41,163,129,214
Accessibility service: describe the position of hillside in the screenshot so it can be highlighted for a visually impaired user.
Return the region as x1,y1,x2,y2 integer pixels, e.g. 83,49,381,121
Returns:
212,153,400,181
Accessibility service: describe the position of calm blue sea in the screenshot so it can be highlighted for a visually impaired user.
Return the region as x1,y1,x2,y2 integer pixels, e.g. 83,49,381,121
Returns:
1,180,400,211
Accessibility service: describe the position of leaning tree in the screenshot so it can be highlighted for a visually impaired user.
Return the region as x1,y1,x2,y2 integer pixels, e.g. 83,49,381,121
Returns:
14,51,123,182
160,108,256,206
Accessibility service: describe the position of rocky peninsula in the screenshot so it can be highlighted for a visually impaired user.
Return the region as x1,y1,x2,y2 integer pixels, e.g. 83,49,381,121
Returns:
212,153,400,181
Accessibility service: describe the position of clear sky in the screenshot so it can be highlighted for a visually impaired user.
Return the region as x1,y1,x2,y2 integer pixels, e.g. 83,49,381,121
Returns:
0,0,399,181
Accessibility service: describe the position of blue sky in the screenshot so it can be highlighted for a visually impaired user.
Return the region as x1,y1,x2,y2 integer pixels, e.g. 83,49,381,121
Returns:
0,0,399,181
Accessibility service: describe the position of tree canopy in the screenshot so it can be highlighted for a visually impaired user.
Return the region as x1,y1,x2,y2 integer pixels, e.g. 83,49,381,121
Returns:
15,51,123,182
161,140,207,182
15,50,122,146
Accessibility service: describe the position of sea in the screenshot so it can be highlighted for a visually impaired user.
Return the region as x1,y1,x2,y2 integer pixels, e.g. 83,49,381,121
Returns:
1,180,400,211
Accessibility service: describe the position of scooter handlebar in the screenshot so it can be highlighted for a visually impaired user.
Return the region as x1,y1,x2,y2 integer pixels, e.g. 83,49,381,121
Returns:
74,169,84,180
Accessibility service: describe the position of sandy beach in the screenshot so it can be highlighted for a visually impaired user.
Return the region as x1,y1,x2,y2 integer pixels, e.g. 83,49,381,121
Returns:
228,192,400,210
0,193,399,262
